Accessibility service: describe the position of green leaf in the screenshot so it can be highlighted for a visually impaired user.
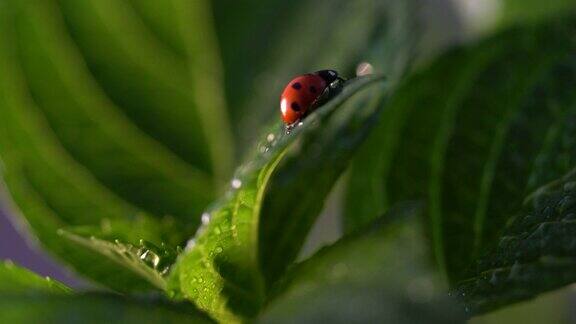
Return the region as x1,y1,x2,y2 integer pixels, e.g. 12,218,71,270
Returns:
454,167,576,315
0,0,230,291
0,294,214,324
125,0,234,183
258,204,465,324
59,230,181,291
345,17,576,282
7,0,216,225
54,0,233,178
0,262,212,323
497,0,576,30
0,3,178,291
168,76,387,322
0,261,70,294
451,53,576,312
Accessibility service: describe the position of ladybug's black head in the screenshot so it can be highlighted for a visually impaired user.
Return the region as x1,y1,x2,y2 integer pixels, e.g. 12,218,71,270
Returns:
316,69,339,84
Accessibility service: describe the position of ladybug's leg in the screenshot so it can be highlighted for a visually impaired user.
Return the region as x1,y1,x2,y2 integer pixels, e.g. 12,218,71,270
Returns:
310,86,332,110
285,120,302,133
310,78,345,110
329,78,345,93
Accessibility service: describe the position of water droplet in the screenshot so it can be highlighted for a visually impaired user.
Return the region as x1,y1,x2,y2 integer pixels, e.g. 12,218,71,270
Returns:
201,213,211,225
185,239,196,252
489,272,499,285
215,246,223,254
231,179,242,189
266,133,275,143
542,206,552,219
139,249,161,268
139,250,149,259
509,261,521,279
356,62,374,76
198,277,204,283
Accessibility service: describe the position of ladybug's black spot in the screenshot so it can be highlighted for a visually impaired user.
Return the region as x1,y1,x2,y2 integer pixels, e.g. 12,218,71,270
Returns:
292,82,302,90
309,86,317,94
291,102,301,111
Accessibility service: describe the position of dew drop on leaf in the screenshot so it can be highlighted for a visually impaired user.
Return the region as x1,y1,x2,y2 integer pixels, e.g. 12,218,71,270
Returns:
356,62,374,76
185,239,196,252
231,178,242,189
508,261,521,279
201,212,211,225
489,272,499,286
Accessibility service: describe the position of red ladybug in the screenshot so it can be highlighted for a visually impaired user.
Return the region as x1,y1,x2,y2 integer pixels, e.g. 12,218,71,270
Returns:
280,70,344,126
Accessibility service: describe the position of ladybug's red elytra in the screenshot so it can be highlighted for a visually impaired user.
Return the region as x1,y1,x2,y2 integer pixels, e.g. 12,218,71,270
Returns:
280,70,344,126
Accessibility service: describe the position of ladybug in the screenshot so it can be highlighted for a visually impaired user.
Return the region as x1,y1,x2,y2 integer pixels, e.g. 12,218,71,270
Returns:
280,70,345,127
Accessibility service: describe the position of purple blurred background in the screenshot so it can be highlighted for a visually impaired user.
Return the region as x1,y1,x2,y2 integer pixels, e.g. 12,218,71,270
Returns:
0,207,80,286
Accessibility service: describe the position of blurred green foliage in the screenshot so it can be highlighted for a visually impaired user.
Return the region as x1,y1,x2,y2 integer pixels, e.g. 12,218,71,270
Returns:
1,0,576,323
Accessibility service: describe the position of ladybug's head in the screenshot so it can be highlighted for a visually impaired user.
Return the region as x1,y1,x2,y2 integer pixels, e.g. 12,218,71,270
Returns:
315,70,339,84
